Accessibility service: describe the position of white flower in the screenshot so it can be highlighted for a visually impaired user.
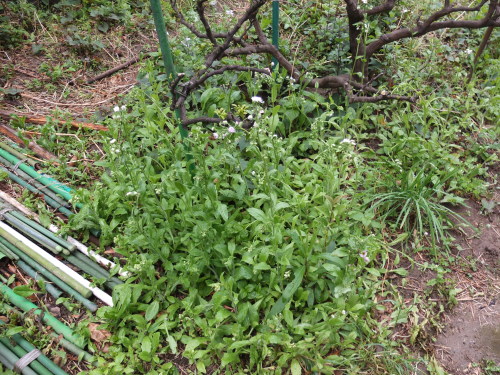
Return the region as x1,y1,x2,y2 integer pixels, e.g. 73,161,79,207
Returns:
228,126,236,133
155,188,161,194
251,170,256,176
126,191,138,196
465,48,473,55
342,310,346,315
226,10,234,16
271,62,275,67
360,250,369,263
362,0,368,3
113,106,120,112
212,132,219,139
247,114,253,120
109,138,116,144
251,96,264,104
340,138,356,146
284,270,291,279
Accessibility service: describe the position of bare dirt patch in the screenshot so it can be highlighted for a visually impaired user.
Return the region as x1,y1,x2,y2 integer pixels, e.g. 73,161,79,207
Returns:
434,188,500,374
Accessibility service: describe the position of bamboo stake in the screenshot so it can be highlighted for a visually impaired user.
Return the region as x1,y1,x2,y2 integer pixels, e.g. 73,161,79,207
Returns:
8,210,75,252
0,282,85,348
0,191,128,277
0,337,53,375
0,124,59,161
1,238,98,312
0,221,113,305
0,165,74,217
0,141,38,167
0,148,71,200
0,155,70,208
0,320,70,375
2,214,64,254
0,341,38,375
17,260,63,300
49,332,96,364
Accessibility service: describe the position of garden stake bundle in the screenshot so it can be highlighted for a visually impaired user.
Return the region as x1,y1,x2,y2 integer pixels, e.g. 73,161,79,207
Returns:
0,191,127,278
0,201,122,288
0,211,114,305
0,317,72,374
0,147,74,217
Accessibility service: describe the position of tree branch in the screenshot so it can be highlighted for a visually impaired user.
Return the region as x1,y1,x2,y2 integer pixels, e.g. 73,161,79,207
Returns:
366,0,499,58
363,0,396,15
196,0,217,44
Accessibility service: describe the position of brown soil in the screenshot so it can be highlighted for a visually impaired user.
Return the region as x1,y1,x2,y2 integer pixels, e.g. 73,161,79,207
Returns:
434,191,500,373
1,26,155,119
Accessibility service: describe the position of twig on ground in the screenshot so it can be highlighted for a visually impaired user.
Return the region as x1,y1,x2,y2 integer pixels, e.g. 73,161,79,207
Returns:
0,110,108,131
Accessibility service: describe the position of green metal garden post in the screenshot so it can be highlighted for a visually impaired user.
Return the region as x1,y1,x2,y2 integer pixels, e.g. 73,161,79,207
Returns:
149,0,188,139
272,0,279,69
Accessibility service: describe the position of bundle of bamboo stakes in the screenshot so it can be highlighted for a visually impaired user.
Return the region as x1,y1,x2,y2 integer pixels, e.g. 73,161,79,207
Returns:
0,139,126,374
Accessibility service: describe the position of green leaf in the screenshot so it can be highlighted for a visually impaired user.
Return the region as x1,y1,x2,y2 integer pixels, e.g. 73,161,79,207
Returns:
145,300,160,321
217,203,229,221
267,297,288,319
13,285,38,298
391,268,408,276
5,326,24,337
141,336,152,354
247,207,266,222
221,352,239,367
291,359,302,375
268,267,305,318
282,267,305,300
275,202,290,212
167,336,177,354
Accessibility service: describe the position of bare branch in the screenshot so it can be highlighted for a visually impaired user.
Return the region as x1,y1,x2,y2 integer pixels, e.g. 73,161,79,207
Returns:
195,65,270,90
182,117,223,126
363,0,396,15
366,0,499,58
196,0,217,44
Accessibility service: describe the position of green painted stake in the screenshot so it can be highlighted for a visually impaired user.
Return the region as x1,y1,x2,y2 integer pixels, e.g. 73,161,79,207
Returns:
0,337,53,375
0,341,38,375
0,320,70,375
149,0,194,173
0,281,85,348
0,237,98,312
272,0,279,69
0,148,72,202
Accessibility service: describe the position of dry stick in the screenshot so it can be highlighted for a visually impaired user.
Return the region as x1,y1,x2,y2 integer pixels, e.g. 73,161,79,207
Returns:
86,54,146,84
0,110,108,132
0,124,59,162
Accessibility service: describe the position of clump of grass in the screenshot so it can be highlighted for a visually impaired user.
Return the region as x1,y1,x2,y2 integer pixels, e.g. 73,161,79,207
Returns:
369,167,468,247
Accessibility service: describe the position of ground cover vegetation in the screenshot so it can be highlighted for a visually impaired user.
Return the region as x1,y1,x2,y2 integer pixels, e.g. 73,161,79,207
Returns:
0,0,499,374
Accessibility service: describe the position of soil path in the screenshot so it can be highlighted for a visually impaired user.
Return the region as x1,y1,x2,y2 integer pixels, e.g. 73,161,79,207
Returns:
435,194,500,374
